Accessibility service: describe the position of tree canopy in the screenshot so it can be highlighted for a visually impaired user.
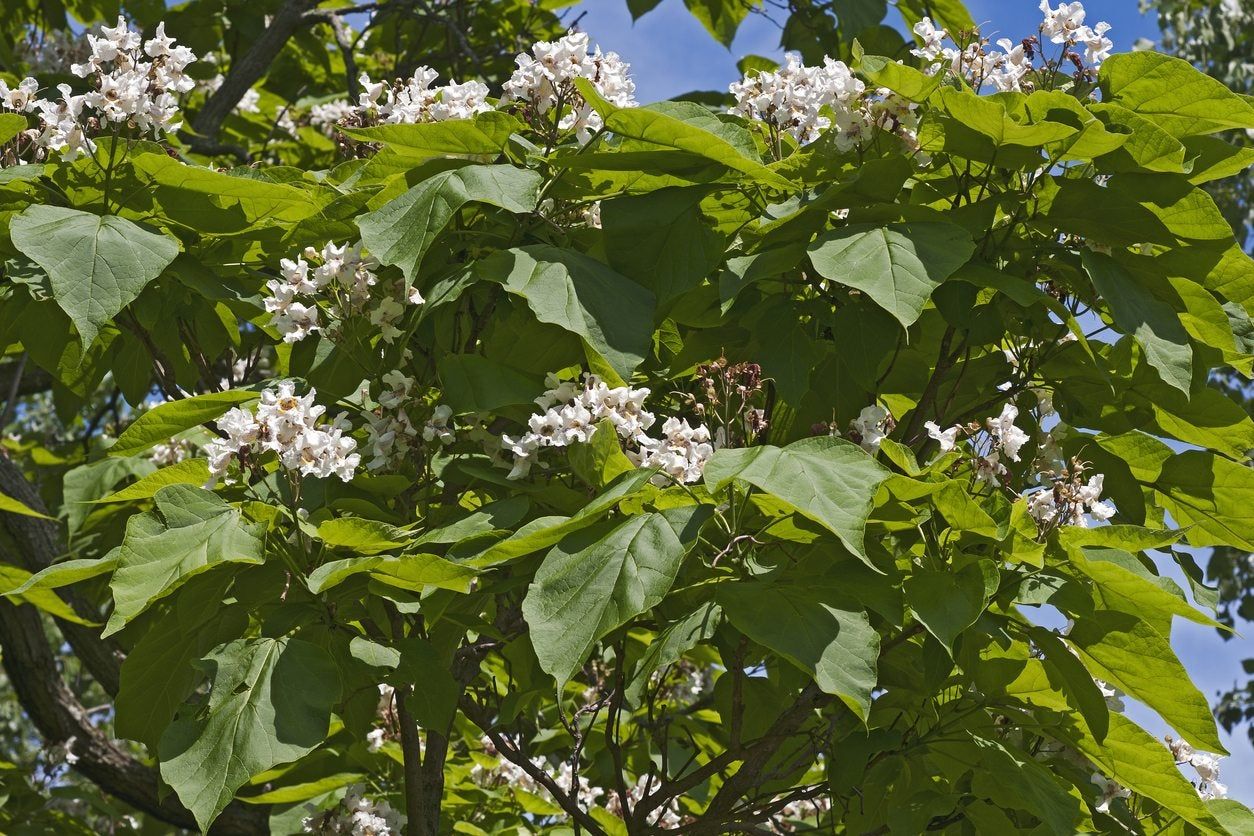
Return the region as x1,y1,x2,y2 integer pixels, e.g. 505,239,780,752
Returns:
0,0,1252,832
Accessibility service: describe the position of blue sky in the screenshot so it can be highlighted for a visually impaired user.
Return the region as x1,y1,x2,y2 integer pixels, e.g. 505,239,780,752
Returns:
572,0,1254,804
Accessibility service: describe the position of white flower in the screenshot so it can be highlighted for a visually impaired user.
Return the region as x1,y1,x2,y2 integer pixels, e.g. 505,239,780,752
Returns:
924,420,960,453
422,404,456,445
365,728,386,753
0,77,40,112
987,403,1029,462
1190,753,1221,783
1027,488,1058,525
974,452,1008,487
911,17,948,63
1040,0,1088,44
1076,21,1114,65
850,404,889,453
1090,772,1130,814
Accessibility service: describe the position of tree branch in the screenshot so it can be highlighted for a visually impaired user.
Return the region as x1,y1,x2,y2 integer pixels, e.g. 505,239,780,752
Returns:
0,455,121,695
189,0,324,151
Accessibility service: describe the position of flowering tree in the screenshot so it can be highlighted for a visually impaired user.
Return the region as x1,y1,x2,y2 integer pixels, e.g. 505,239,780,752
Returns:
1,0,1254,832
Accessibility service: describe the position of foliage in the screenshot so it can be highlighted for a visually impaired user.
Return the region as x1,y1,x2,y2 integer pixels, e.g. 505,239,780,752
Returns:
1145,0,1254,748
0,0,1252,833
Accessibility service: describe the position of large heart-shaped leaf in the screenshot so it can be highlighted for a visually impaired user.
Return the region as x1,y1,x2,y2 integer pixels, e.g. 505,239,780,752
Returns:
10,206,179,347
807,222,974,327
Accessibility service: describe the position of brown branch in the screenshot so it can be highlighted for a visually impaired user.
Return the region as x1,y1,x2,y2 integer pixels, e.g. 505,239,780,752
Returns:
0,455,121,695
189,0,324,150
460,695,608,835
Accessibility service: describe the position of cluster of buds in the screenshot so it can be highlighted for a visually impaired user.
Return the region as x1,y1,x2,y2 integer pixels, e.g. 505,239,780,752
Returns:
692,356,767,449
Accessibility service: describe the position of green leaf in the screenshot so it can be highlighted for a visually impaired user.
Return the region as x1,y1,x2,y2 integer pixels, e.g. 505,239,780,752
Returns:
469,468,657,566
1154,450,1254,551
521,507,706,687
116,584,247,748
343,111,523,158
602,187,725,306
1060,712,1225,832
316,517,410,554
855,53,941,102
306,554,475,594
134,152,328,226
0,113,25,144
95,458,211,503
9,206,179,348
1067,609,1226,753
159,637,339,831
105,485,265,635
704,436,890,564
1100,51,1254,138
0,490,52,519
63,457,155,535
5,556,118,597
1025,626,1111,741
596,105,796,190
437,354,545,414
1082,251,1193,394
936,88,1077,147
808,222,974,328
718,580,878,718
682,0,751,46
477,246,656,381
0,565,98,626
1070,547,1223,634
967,736,1083,833
358,164,543,283
625,602,722,704
904,562,989,652
568,419,637,489
110,390,259,458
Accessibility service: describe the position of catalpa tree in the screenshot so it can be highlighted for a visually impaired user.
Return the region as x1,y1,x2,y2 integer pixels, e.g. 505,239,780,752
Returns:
0,0,1252,832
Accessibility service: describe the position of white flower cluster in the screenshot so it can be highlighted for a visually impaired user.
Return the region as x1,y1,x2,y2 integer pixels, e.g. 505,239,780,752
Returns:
502,31,637,142
71,18,196,133
729,54,865,147
1,18,196,160
264,242,417,344
501,374,714,484
302,785,405,835
309,99,356,136
1040,0,1114,64
632,417,716,485
1167,738,1228,800
149,439,190,467
912,2,1112,94
357,67,491,124
1025,471,1115,528
204,381,360,486
362,372,418,472
502,374,653,479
